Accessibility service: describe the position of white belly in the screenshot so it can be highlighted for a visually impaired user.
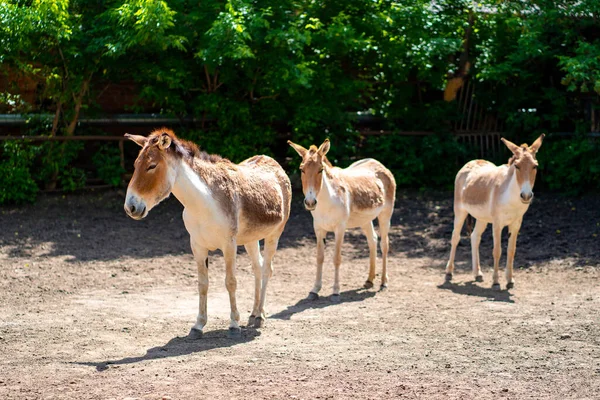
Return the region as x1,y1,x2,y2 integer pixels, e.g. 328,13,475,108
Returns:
346,206,383,228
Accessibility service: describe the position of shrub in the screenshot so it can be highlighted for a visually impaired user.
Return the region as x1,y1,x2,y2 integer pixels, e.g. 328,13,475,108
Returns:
0,141,39,204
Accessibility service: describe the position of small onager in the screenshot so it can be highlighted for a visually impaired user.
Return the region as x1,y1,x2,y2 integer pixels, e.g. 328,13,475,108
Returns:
445,134,545,290
288,139,396,299
124,128,291,337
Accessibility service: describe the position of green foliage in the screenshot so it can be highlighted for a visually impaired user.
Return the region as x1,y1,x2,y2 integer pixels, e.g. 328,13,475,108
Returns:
359,133,471,189
38,141,84,188
558,41,600,95
0,141,39,204
538,136,600,195
58,165,86,192
92,145,125,187
2,0,600,196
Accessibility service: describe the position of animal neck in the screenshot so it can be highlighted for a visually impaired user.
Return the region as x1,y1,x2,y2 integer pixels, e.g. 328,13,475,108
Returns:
316,165,337,205
170,158,217,215
500,165,523,203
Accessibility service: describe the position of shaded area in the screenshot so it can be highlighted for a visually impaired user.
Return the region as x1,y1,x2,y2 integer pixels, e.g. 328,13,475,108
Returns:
0,190,315,262
387,192,600,269
74,328,261,372
270,288,378,320
437,281,514,303
0,190,599,268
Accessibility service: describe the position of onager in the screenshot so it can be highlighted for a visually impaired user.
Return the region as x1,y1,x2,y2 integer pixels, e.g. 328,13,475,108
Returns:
445,134,545,290
288,139,396,300
124,128,291,337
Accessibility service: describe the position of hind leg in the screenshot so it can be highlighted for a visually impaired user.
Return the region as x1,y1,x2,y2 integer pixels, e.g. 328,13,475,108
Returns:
361,221,378,289
445,209,468,282
377,208,392,289
244,241,263,326
256,231,282,326
471,219,488,282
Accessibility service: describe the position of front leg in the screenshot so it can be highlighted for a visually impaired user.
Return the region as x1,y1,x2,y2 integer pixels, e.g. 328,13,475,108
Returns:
505,218,523,290
331,226,346,302
223,239,241,336
190,239,209,339
309,227,327,300
492,223,503,291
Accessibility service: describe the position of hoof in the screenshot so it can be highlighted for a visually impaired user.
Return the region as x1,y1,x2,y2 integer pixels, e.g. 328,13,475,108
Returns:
506,282,514,290
247,315,256,326
188,328,203,340
307,292,319,301
254,316,264,328
492,283,501,291
445,273,453,282
364,280,374,289
379,284,388,291
331,294,341,303
227,327,242,339
475,275,484,283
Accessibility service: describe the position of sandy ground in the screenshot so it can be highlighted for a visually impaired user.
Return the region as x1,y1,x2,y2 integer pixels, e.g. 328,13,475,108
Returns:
0,190,599,399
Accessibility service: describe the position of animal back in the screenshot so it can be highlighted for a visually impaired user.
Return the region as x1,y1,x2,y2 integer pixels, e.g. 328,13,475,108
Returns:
456,160,499,206
344,159,394,210
238,156,291,227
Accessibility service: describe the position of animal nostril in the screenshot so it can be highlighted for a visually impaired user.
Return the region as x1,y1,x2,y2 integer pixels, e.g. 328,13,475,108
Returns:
130,204,136,214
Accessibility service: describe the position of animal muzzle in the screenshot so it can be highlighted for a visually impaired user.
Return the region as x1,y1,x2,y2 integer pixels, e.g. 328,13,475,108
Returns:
124,195,148,220
304,198,317,211
520,191,534,203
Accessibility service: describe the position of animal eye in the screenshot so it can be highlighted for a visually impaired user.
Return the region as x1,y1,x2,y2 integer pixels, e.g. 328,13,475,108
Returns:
515,165,520,170
147,164,157,171
533,165,538,170
319,169,324,173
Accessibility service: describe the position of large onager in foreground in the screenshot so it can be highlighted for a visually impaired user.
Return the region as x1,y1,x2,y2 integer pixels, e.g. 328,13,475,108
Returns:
288,139,396,299
124,128,291,337
445,134,545,290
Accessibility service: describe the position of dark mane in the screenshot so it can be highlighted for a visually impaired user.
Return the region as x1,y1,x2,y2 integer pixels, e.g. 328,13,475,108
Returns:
149,128,232,165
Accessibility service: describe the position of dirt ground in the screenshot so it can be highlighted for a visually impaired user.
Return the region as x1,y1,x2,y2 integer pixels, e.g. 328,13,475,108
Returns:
0,190,599,399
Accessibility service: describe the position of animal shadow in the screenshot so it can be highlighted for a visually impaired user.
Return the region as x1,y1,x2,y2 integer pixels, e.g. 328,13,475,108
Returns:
438,280,514,303
270,287,378,320
74,327,260,372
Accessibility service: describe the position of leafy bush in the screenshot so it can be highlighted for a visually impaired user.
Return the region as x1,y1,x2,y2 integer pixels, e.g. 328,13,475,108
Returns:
92,145,125,187
3,0,600,197
0,141,39,204
359,133,472,189
538,135,600,195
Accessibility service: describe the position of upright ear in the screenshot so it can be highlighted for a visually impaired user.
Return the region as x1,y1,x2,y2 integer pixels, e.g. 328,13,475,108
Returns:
501,137,521,155
124,133,147,147
529,133,545,154
318,139,330,156
157,133,172,150
287,140,308,158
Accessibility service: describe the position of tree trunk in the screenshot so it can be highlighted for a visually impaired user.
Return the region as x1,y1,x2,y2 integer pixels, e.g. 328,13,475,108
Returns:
66,77,91,136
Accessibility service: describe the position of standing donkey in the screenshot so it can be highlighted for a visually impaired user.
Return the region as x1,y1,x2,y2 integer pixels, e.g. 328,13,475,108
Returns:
288,139,396,300
445,134,545,290
124,128,291,338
